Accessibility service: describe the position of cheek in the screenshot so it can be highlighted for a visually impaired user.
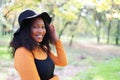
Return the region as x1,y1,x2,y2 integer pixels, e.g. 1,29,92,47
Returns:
43,29,46,35
31,29,36,38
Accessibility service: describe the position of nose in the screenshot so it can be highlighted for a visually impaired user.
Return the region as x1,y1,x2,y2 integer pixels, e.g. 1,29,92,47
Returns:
37,28,43,33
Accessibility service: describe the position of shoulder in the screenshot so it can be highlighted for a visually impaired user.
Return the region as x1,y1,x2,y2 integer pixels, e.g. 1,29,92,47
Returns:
16,47,30,52
14,47,34,59
14,47,35,72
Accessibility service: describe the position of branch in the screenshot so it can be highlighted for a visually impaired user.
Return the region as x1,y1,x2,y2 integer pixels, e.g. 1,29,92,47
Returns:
59,21,71,39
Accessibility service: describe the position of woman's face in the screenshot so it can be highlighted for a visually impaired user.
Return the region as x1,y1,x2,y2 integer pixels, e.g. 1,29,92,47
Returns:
31,18,46,43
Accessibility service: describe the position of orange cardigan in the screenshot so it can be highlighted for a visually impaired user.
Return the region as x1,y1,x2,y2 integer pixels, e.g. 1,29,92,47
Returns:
14,40,67,80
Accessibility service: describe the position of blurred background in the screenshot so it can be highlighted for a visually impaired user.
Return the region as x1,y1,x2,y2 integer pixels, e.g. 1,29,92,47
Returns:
0,0,120,80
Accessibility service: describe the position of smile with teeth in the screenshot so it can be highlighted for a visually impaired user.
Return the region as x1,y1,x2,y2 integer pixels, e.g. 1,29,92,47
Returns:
36,35,43,38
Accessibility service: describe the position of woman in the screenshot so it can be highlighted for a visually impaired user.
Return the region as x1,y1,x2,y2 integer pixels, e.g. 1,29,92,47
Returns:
10,9,67,80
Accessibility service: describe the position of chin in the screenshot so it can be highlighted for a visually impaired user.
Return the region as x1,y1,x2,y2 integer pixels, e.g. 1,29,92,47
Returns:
36,39,43,43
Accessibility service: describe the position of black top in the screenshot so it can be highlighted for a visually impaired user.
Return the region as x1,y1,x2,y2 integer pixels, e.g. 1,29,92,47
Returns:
34,56,55,80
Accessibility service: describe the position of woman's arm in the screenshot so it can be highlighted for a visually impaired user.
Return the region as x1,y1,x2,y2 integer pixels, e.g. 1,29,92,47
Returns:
14,47,41,80
49,24,68,66
49,40,68,66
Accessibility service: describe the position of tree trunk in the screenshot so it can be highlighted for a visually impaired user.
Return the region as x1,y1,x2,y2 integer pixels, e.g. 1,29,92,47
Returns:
96,22,101,43
107,20,111,44
94,12,102,43
115,19,120,45
69,35,74,46
96,27,100,43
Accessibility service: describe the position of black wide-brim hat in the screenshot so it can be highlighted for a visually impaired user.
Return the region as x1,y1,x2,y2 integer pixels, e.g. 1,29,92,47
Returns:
14,9,52,35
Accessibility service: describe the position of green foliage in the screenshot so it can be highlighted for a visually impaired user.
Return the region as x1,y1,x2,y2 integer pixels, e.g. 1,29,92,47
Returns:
54,0,83,21
9,0,41,10
0,13,12,29
96,0,111,12
0,13,6,26
0,46,11,60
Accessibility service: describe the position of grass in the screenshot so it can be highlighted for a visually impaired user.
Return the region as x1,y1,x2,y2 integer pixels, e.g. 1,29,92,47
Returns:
72,58,120,80
0,46,11,60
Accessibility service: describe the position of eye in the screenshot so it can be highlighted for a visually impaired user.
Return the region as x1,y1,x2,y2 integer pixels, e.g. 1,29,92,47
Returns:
42,26,45,29
32,25,39,28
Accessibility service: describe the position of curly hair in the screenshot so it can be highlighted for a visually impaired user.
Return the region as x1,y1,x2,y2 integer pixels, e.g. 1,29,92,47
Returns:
10,18,53,57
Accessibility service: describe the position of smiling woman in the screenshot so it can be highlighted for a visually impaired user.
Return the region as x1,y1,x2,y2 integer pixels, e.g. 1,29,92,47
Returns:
31,18,46,43
9,9,68,80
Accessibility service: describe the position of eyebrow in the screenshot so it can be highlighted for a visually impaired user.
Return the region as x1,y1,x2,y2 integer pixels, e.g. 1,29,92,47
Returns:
32,23,45,26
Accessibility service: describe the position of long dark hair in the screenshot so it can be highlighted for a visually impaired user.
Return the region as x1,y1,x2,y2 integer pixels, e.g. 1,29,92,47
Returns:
10,18,53,57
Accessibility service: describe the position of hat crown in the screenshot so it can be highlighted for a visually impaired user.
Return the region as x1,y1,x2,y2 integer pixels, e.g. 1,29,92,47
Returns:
18,10,36,26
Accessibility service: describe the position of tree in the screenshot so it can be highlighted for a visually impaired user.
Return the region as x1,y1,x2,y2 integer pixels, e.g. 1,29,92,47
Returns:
40,0,83,40
91,0,111,43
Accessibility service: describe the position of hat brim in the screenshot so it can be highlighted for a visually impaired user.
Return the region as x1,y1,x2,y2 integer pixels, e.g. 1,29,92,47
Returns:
14,12,52,35
22,12,52,25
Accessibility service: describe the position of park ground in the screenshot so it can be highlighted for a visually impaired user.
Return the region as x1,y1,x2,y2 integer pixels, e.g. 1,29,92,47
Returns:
0,37,120,80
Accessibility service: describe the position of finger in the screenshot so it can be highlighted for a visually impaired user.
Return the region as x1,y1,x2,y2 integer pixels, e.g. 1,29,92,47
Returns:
50,24,55,31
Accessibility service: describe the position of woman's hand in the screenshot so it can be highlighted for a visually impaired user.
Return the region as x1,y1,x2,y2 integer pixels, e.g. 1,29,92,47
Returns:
49,24,59,43
49,75,59,80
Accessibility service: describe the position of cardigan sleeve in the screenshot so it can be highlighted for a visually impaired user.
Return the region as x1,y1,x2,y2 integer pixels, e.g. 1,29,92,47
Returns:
49,40,68,66
14,47,40,80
